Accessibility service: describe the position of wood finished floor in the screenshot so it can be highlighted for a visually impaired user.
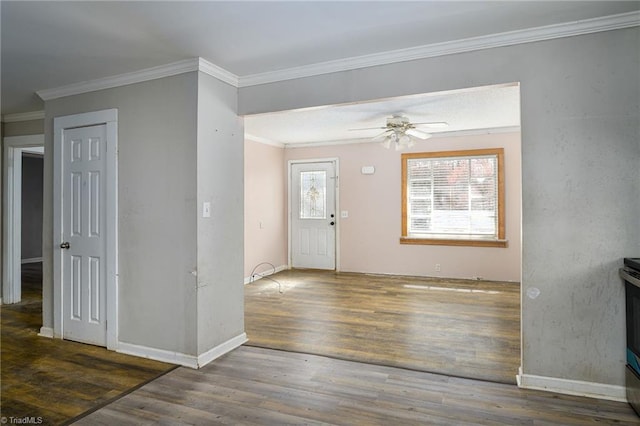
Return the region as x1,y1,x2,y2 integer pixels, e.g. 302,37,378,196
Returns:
245,269,520,384
0,263,175,426
76,345,639,425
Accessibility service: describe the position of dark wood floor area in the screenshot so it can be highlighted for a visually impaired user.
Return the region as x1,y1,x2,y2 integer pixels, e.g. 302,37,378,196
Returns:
75,345,639,425
1,263,175,425
245,269,520,384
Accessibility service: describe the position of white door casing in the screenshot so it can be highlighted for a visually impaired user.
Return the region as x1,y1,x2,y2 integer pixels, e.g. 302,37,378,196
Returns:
2,135,45,304
290,160,338,270
53,109,118,349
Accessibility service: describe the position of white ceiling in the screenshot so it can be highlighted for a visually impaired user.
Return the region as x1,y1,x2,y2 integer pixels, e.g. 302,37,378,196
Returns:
244,83,521,146
1,1,637,144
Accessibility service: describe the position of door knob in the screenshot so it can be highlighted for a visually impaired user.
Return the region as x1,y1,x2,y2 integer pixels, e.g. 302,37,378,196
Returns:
60,242,70,249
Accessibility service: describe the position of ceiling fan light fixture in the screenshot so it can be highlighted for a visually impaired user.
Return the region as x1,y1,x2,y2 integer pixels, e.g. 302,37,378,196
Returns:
380,132,396,149
381,136,392,149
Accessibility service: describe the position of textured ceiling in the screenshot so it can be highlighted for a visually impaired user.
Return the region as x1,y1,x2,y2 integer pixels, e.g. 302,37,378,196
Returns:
244,84,521,146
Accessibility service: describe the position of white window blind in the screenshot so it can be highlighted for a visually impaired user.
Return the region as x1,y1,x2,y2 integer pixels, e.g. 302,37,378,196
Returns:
406,154,499,239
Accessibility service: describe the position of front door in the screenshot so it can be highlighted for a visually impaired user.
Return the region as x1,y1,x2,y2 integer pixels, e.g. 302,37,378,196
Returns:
290,161,336,270
60,124,108,346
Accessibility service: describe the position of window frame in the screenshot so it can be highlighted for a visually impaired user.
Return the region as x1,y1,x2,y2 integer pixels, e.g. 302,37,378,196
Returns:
400,148,507,248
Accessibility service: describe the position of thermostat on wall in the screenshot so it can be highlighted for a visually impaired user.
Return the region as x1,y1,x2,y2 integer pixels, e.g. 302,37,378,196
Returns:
361,166,375,175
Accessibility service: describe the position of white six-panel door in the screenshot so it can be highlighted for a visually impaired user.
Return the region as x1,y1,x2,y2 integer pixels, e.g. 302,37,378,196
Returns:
291,161,336,270
61,124,108,346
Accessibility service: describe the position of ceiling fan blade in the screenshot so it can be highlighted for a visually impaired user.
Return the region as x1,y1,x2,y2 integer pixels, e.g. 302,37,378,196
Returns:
348,126,387,131
406,128,432,140
412,121,449,128
371,130,391,142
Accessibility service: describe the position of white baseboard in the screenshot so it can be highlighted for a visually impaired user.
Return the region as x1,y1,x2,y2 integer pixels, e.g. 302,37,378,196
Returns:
118,332,248,369
517,367,627,402
22,257,43,264
118,341,200,368
38,327,54,338
244,264,288,285
197,332,248,368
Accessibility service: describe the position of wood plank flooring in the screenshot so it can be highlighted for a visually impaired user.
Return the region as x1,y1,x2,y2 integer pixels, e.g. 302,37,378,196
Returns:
75,345,639,425
245,269,520,384
1,263,176,426
8,267,635,424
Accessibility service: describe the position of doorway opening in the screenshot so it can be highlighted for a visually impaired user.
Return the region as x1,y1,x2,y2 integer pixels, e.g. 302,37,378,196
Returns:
242,83,522,383
2,135,45,309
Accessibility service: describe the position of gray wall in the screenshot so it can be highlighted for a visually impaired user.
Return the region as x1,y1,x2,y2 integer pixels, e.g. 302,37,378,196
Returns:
21,154,43,260
44,73,200,355
196,71,245,353
238,28,640,386
42,71,245,358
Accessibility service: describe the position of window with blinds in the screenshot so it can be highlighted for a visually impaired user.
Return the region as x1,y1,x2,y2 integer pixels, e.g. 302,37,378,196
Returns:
401,148,506,247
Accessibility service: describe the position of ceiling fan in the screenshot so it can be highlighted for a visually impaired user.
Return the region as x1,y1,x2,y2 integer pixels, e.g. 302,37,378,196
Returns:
351,115,448,150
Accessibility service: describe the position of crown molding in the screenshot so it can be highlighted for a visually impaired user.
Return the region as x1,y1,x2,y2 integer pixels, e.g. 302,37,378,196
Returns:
30,11,639,101
245,133,285,148
282,126,520,149
2,110,45,123
238,11,640,87
198,58,239,87
37,58,199,101
431,126,521,138
36,57,239,102
284,138,372,149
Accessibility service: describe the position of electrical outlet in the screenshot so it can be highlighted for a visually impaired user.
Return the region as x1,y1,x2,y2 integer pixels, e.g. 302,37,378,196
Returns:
435,263,441,272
